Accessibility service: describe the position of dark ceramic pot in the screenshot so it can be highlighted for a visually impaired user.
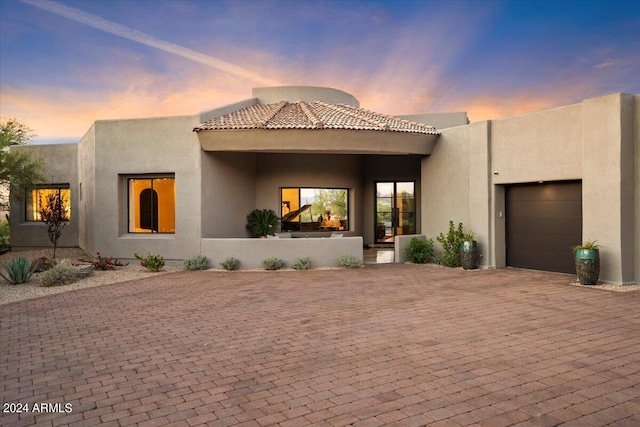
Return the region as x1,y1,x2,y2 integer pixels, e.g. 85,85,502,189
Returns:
459,241,478,270
575,248,600,285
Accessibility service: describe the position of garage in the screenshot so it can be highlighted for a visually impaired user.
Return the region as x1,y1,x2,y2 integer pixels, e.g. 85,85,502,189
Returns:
506,181,582,274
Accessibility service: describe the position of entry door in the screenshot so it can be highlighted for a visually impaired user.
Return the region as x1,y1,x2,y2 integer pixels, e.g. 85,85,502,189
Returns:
375,182,416,244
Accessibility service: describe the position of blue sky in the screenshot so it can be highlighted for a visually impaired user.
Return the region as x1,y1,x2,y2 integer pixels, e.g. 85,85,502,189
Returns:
1,0,639,142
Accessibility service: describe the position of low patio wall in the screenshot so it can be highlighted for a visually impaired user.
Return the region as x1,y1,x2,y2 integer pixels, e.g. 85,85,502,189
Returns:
394,234,426,263
201,236,363,269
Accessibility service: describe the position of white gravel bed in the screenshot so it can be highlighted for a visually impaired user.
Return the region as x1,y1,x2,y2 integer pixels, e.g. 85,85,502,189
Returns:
568,281,640,292
0,265,180,306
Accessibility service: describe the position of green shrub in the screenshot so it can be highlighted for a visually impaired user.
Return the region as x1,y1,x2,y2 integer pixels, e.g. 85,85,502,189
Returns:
246,209,280,237
339,254,361,269
184,255,209,271
134,252,165,272
220,257,240,271
0,256,37,284
0,218,10,252
436,221,465,267
40,264,78,287
293,257,312,270
263,257,285,270
405,237,434,264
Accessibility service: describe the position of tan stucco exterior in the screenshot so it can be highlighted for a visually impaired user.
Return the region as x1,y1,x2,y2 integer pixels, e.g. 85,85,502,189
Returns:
9,87,639,282
422,92,638,284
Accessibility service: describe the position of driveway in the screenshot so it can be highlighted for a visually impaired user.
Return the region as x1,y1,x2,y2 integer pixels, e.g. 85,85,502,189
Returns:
1,265,639,426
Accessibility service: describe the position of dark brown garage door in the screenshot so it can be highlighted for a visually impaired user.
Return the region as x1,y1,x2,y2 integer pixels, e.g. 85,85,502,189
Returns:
506,181,582,274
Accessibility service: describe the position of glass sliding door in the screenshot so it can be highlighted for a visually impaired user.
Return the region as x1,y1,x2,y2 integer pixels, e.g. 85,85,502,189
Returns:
375,181,415,244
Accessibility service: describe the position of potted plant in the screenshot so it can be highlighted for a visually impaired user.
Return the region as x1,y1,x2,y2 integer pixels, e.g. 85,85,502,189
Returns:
246,209,280,237
459,231,477,270
573,240,600,285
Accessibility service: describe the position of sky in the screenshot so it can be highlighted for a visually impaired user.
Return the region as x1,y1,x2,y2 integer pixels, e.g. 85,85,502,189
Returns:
1,0,639,143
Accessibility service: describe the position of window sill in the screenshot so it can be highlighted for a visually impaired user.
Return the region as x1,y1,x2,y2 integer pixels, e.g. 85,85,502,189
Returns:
119,234,175,239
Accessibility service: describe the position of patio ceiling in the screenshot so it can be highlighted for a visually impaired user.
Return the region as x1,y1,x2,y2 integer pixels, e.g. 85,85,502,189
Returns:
193,101,440,155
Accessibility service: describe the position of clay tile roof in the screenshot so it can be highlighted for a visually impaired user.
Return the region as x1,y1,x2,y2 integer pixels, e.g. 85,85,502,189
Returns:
194,101,440,135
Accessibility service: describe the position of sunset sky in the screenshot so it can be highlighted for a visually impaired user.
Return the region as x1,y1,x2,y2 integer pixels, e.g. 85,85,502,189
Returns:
1,0,639,143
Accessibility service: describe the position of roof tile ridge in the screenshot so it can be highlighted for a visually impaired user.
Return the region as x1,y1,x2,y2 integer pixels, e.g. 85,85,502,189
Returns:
314,101,389,130
257,100,288,128
298,101,324,129
343,104,436,130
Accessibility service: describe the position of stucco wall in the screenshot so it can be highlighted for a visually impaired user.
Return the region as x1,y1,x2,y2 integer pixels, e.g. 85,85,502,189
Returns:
582,93,636,284
421,125,471,241
399,112,469,130
88,115,203,260
421,123,491,267
201,236,363,269
11,143,79,250
491,103,583,184
201,152,257,238
78,124,96,252
423,92,638,284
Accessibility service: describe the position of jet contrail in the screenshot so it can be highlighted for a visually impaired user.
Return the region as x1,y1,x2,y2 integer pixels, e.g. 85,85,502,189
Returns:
21,0,282,86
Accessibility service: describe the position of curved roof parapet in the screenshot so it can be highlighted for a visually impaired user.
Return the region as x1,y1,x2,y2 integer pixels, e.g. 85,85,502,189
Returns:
253,86,359,107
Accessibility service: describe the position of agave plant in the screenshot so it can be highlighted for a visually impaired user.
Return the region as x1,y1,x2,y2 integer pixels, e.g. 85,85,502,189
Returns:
246,209,280,237
0,256,38,285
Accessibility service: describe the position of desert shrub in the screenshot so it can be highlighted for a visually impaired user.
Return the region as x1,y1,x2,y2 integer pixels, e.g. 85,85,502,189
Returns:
263,257,285,270
293,257,312,270
405,237,434,264
436,221,465,268
184,255,209,271
89,252,128,270
220,257,240,271
0,218,10,253
134,252,165,272
0,256,37,284
339,254,361,269
40,264,78,287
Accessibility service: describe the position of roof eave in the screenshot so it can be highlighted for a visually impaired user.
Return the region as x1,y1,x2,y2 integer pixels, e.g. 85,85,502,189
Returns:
195,128,439,155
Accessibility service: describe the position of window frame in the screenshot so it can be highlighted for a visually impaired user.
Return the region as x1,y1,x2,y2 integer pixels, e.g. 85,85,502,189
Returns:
125,174,176,234
25,185,71,222
280,187,350,232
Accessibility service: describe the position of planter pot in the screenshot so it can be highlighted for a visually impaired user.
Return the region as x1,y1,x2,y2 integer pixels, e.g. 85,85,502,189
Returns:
459,241,478,270
575,248,600,285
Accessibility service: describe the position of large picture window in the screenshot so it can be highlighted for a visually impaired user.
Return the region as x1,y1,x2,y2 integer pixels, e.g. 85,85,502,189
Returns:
128,176,175,233
26,186,71,222
281,188,349,232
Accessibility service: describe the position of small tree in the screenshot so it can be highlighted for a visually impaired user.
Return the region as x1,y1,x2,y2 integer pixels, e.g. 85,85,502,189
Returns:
39,191,69,258
0,118,45,209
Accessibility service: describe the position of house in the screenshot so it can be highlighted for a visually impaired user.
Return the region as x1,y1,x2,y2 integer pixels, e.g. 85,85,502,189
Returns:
10,86,640,285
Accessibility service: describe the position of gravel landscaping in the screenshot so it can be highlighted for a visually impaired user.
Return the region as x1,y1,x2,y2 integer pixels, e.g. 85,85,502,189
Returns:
1,248,637,306
0,248,179,305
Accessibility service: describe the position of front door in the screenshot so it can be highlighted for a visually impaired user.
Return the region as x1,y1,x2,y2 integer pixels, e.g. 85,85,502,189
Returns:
375,182,416,244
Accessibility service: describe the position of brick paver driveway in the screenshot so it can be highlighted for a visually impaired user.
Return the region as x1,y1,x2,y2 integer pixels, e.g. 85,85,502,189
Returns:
2,265,639,426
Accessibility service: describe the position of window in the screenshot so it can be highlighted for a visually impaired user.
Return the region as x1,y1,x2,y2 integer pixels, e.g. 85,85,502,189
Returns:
281,188,349,232
26,186,71,222
128,176,175,233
